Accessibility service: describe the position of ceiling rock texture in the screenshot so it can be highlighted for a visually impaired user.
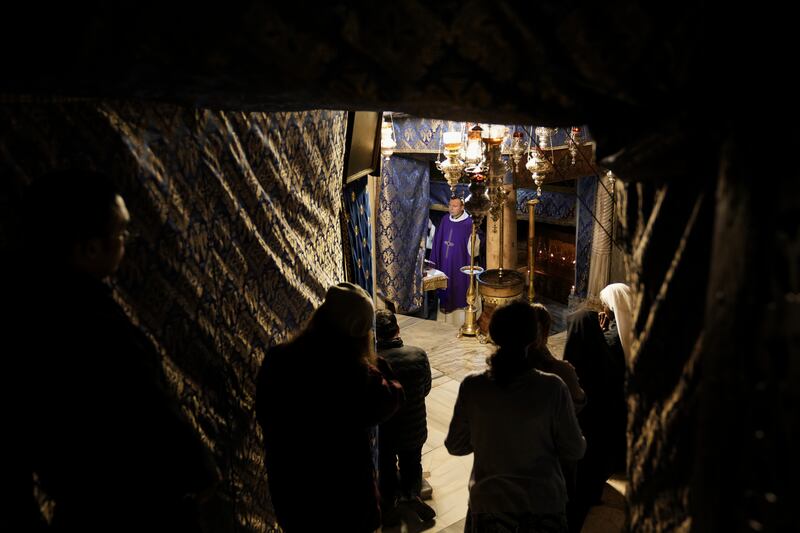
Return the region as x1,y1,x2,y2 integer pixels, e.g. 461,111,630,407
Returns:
2,2,796,532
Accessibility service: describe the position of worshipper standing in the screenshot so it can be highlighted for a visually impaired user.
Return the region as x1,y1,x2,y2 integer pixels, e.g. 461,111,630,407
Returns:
3,170,220,532
528,303,587,412
445,301,585,533
562,309,627,533
597,283,630,476
375,309,436,526
256,283,404,533
528,303,586,533
429,196,481,324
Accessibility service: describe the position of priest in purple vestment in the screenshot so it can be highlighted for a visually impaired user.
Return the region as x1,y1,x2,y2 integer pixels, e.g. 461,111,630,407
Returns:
429,196,481,314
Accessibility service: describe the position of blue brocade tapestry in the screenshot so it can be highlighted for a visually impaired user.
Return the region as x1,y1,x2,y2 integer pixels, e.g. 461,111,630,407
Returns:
575,175,598,298
517,188,577,225
393,117,466,152
430,180,470,207
392,116,593,153
377,155,430,312
344,176,374,295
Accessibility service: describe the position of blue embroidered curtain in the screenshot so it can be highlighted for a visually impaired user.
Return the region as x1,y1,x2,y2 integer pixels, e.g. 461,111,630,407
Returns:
377,155,429,313
393,117,465,152
343,176,374,295
429,180,470,207
517,187,577,225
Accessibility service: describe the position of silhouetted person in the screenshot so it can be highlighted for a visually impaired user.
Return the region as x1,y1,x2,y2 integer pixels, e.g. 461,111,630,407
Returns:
563,308,626,532
375,309,435,526
256,283,404,532
529,303,586,411
4,170,219,532
446,301,585,533
598,283,629,473
529,303,586,533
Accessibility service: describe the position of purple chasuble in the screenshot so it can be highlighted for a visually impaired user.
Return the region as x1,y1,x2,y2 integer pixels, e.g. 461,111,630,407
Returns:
429,215,474,312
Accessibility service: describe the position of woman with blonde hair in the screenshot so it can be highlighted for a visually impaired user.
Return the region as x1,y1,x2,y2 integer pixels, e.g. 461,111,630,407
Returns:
256,282,404,532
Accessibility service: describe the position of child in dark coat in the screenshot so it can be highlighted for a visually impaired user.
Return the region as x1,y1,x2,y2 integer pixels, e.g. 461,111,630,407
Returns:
376,309,436,525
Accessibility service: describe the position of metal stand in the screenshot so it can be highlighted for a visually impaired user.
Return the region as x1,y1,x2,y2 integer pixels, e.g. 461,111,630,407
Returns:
527,198,539,302
460,224,481,337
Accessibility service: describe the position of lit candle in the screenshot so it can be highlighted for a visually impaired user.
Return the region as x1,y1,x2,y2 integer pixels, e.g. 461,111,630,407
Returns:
443,131,462,148
465,136,483,163
381,123,396,148
489,124,506,140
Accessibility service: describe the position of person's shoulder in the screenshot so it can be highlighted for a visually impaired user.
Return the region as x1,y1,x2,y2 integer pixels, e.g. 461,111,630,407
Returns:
530,368,568,389
265,341,291,357
461,371,491,388
261,342,295,370
381,343,429,367
551,358,577,374
403,343,429,360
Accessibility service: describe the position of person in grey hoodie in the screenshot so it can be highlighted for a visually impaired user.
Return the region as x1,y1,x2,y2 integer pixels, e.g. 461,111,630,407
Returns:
446,301,586,533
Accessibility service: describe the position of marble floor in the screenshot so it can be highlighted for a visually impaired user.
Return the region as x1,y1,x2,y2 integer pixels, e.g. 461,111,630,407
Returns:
381,314,625,533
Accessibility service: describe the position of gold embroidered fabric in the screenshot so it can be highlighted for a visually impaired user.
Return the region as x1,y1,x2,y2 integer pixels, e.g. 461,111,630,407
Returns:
0,102,348,531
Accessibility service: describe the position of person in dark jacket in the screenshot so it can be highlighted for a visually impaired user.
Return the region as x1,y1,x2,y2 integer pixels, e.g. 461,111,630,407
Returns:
256,283,404,533
529,303,587,412
3,170,220,532
375,309,436,525
562,308,626,533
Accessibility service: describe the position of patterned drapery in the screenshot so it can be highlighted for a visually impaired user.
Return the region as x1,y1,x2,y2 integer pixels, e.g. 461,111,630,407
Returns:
517,187,577,225
343,176,374,295
433,184,578,225
393,116,547,153
429,180,470,207
587,173,616,299
575,175,598,298
0,102,347,532
377,155,430,313
393,117,467,152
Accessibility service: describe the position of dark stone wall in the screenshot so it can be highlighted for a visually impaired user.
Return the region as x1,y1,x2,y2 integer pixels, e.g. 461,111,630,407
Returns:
690,129,800,532
617,174,715,531
0,2,720,159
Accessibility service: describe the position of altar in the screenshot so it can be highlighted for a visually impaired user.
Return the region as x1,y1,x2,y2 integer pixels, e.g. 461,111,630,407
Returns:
422,267,447,318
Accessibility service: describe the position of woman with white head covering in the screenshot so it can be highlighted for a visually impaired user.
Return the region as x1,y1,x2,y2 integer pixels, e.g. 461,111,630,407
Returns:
599,283,634,362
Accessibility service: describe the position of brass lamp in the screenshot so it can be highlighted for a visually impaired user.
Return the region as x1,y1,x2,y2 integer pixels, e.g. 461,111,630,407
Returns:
438,131,466,193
